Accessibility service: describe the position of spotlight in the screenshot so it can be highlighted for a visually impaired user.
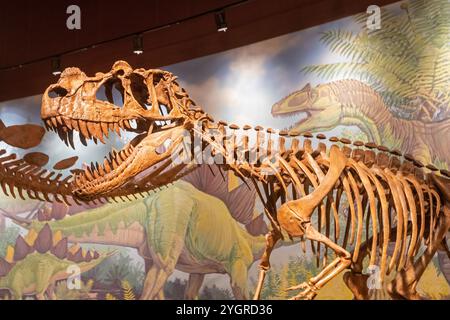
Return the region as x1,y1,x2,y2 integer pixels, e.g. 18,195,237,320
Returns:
133,34,144,55
51,57,61,76
215,10,228,32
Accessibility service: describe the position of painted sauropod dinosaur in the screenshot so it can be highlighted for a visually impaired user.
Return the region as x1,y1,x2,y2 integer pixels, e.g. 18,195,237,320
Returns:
0,224,112,299
271,79,450,166
1,61,450,300
8,166,273,300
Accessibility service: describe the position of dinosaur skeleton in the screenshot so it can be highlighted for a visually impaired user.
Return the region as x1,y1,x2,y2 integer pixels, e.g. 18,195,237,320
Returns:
0,61,449,299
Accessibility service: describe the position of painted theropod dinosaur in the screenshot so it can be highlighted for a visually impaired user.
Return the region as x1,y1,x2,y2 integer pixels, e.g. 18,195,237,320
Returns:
1,61,450,300
271,79,450,166
0,224,111,299
9,166,274,300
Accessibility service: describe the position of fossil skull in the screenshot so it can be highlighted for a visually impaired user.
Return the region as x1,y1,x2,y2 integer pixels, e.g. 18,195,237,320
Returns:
41,61,197,200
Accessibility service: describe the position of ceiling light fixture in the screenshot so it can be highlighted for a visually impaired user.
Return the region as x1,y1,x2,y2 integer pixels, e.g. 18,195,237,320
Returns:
215,10,228,32
133,34,144,55
51,56,62,76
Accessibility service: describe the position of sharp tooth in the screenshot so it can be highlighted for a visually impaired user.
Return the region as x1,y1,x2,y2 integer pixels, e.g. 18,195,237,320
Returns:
67,130,75,149
78,120,90,138
123,120,131,129
56,116,64,125
63,117,73,129
87,122,100,139
93,169,100,179
101,122,109,137
130,119,137,129
90,163,100,179
84,167,94,181
94,123,105,143
51,117,58,127
97,162,105,176
46,119,53,128
111,159,119,169
103,159,111,173
57,127,69,146
72,120,80,131
98,133,105,144
79,132,87,146
113,123,121,137
119,151,127,161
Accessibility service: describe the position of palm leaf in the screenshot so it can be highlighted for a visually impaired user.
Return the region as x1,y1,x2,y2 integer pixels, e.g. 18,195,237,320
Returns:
303,0,450,120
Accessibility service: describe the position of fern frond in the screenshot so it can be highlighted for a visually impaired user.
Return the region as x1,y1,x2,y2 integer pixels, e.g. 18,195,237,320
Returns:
105,293,117,300
303,0,450,118
121,280,136,300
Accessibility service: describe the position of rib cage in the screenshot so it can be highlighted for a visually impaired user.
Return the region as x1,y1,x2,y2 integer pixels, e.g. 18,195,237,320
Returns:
269,139,442,278
193,122,447,282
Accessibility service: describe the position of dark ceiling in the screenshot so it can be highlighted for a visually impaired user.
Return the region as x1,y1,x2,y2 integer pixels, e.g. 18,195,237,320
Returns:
0,0,398,102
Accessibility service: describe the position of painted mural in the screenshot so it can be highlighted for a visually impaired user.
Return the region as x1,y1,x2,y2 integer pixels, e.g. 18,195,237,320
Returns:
0,0,449,300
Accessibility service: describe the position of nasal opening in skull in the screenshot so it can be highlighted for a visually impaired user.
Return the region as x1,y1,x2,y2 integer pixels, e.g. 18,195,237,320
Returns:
48,86,68,98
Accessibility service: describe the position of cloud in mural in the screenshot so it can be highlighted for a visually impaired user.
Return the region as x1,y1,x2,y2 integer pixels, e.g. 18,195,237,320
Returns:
175,32,306,129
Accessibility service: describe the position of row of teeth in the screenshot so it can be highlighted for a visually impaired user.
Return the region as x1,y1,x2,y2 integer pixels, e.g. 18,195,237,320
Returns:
272,111,304,119
73,145,135,187
155,120,172,126
44,116,138,147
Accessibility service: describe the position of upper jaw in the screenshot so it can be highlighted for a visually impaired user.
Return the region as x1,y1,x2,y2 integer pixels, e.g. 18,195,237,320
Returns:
272,106,321,118
41,97,182,148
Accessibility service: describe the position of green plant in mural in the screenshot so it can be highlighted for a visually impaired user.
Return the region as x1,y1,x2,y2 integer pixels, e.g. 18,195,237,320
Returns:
54,279,95,300
0,226,20,257
258,257,320,300
84,252,145,295
302,0,450,121
162,278,233,300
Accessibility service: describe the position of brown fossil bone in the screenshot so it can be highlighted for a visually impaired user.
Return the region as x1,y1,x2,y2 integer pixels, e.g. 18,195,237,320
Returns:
53,156,78,170
0,124,45,149
24,152,49,167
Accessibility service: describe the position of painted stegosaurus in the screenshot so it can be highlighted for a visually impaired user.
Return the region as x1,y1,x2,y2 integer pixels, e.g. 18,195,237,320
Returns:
0,224,112,299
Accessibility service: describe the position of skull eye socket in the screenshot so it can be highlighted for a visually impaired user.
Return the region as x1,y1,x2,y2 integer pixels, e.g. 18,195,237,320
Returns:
130,73,150,110
48,86,68,98
95,78,124,107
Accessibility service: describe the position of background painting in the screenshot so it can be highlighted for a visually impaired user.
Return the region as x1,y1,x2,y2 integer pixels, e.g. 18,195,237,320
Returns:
0,0,449,299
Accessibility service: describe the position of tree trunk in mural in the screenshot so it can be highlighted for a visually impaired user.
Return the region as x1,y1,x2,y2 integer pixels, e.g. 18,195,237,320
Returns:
0,214,4,232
